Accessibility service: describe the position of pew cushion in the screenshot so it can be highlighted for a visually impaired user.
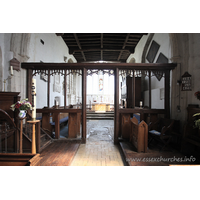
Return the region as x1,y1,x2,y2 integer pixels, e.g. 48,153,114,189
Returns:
133,113,140,123
149,130,161,136
51,116,68,126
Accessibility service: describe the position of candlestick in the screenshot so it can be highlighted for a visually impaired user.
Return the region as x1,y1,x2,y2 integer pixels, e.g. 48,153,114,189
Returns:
10,66,13,76
32,79,36,119
140,101,143,108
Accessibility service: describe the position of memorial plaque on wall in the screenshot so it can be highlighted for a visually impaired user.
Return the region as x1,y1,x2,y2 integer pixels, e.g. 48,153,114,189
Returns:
146,40,160,63
182,72,192,91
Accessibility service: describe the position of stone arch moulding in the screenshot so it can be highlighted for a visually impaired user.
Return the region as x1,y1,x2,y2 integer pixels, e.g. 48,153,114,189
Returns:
10,33,31,63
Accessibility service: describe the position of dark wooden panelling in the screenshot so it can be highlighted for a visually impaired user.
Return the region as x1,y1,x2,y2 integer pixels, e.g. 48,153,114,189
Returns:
114,68,119,144
68,113,77,138
0,92,20,119
126,77,141,108
82,68,86,143
121,114,131,139
165,70,170,118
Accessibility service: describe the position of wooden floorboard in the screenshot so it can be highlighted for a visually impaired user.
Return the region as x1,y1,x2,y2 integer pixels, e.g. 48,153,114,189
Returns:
59,143,80,166
39,141,61,166
119,141,200,166
34,140,81,166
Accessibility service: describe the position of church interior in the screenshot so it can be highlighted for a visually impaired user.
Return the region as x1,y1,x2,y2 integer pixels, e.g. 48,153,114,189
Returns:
1,33,200,168
2,1,200,197
0,33,200,169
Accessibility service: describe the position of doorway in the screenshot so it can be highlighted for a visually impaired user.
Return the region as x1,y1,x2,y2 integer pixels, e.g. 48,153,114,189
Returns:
86,69,115,143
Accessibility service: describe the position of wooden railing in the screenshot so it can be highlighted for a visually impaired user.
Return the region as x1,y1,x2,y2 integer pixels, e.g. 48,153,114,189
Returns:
119,107,166,123
0,109,17,153
0,109,42,154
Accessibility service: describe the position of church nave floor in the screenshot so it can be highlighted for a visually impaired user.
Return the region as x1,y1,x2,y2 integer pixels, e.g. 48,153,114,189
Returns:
70,120,124,166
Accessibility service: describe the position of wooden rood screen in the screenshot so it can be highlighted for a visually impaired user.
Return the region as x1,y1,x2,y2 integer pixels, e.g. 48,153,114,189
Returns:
21,63,176,144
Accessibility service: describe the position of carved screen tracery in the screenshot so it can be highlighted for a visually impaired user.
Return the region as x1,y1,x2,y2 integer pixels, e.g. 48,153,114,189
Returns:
87,69,114,76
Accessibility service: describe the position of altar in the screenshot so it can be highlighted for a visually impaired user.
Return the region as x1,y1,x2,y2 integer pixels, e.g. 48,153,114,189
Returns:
91,103,111,112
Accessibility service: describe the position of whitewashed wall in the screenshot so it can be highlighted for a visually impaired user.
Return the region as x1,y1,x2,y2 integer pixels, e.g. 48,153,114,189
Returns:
0,33,77,109
28,33,77,108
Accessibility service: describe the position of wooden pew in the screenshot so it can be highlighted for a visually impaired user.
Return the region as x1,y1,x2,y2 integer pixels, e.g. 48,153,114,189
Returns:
130,117,148,153
51,113,69,128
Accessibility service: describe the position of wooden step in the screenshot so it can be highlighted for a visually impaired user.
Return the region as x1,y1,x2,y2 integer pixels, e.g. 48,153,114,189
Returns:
29,154,43,166
86,112,114,119
0,153,36,166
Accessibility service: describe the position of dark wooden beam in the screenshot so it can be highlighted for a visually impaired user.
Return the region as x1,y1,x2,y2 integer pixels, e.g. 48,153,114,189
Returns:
82,68,87,143
70,48,130,54
101,33,103,60
37,108,82,113
114,68,119,144
64,37,101,41
149,70,151,109
56,33,64,36
128,38,144,42
73,43,129,47
47,70,50,108
101,51,103,60
73,34,86,62
101,33,103,48
119,108,166,114
27,69,32,106
21,62,177,71
132,71,135,108
118,34,130,61
129,34,147,38
165,70,170,118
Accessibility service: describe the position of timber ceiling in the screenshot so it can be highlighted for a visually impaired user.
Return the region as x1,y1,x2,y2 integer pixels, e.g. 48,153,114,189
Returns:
59,33,147,63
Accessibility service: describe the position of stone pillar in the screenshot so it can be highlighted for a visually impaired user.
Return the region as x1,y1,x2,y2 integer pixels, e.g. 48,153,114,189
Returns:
0,47,2,91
